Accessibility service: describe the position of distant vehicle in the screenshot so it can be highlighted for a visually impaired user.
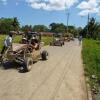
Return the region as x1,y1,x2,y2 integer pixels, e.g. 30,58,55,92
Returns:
50,33,64,46
70,36,74,41
64,33,74,41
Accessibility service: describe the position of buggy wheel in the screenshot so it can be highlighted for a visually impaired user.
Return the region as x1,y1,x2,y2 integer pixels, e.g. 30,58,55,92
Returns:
23,57,33,72
1,57,8,65
1,47,11,65
41,50,48,60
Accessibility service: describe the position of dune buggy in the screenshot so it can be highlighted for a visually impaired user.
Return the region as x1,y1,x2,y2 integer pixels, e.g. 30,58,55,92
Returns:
50,33,64,46
1,32,48,72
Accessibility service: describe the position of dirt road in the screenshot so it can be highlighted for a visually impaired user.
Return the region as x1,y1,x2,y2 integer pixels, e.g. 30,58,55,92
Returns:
0,39,88,100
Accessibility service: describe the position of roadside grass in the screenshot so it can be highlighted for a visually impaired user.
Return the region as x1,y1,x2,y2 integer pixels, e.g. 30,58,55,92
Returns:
0,35,6,51
0,34,52,51
13,35,22,43
82,39,100,93
42,36,53,45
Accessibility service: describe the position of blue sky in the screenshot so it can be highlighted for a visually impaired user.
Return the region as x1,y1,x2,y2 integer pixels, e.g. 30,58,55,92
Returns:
0,0,100,28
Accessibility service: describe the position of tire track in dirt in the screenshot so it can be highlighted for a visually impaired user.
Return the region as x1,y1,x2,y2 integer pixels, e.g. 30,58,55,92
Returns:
28,43,73,100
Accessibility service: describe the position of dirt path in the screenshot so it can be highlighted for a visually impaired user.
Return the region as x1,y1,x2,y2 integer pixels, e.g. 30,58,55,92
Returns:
0,39,88,100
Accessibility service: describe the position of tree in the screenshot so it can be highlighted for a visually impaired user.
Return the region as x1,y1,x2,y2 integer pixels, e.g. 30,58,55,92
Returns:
88,17,96,38
12,17,20,32
49,23,66,33
0,17,20,34
77,27,82,36
81,17,100,39
0,18,13,34
95,23,100,40
67,26,78,37
33,25,48,32
21,25,33,33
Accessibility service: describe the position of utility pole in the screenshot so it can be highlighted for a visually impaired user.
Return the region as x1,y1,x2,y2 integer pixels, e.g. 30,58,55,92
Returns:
66,12,70,34
65,4,70,35
87,7,92,36
87,13,90,35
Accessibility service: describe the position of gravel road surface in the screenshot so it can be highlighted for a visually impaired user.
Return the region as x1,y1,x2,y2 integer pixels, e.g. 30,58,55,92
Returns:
0,39,88,100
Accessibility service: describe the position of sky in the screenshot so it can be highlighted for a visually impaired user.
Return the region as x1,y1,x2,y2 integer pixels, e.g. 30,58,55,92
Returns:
0,0,100,28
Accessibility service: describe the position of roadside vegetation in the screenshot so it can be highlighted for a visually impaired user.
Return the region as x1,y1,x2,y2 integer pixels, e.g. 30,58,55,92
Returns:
82,39,100,94
42,36,53,45
81,17,100,99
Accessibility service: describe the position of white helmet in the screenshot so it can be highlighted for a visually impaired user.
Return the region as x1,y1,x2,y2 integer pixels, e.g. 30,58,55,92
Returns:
32,36,36,39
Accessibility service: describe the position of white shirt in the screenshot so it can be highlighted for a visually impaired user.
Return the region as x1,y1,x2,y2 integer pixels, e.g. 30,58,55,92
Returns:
4,36,12,47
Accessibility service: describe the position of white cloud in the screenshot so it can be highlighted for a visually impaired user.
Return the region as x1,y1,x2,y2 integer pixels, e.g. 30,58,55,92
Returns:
16,2,19,6
1,0,7,5
77,0,100,16
26,0,78,11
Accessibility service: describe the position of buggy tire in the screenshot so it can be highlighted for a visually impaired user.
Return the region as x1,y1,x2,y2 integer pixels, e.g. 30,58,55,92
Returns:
23,57,33,72
1,57,7,66
41,50,48,60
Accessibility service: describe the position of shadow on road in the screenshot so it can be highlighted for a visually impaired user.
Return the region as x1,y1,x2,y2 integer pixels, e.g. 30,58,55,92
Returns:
0,61,21,70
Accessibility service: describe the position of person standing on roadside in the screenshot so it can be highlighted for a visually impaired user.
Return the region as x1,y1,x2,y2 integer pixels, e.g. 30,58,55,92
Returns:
78,35,82,45
1,32,13,55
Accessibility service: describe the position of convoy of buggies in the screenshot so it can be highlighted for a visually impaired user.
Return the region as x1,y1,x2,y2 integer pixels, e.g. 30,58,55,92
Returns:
0,31,74,72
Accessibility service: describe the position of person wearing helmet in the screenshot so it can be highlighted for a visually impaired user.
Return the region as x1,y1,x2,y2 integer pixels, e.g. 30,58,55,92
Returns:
31,36,39,50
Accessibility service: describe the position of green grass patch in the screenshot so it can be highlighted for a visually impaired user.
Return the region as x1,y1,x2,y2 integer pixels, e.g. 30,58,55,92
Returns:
0,35,6,51
82,39,100,92
13,35,22,43
41,36,53,45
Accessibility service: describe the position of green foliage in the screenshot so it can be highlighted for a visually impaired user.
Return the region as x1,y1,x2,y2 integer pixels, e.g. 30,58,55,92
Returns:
13,35,22,43
21,24,49,33
81,17,100,40
42,36,53,45
0,17,78,37
82,39,100,92
21,25,33,33
68,26,78,37
33,25,48,32
0,35,6,51
12,17,20,31
0,17,20,34
49,23,78,37
49,23,66,33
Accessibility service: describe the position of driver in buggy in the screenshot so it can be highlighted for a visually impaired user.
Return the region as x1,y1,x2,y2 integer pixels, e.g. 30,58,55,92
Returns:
31,36,39,50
